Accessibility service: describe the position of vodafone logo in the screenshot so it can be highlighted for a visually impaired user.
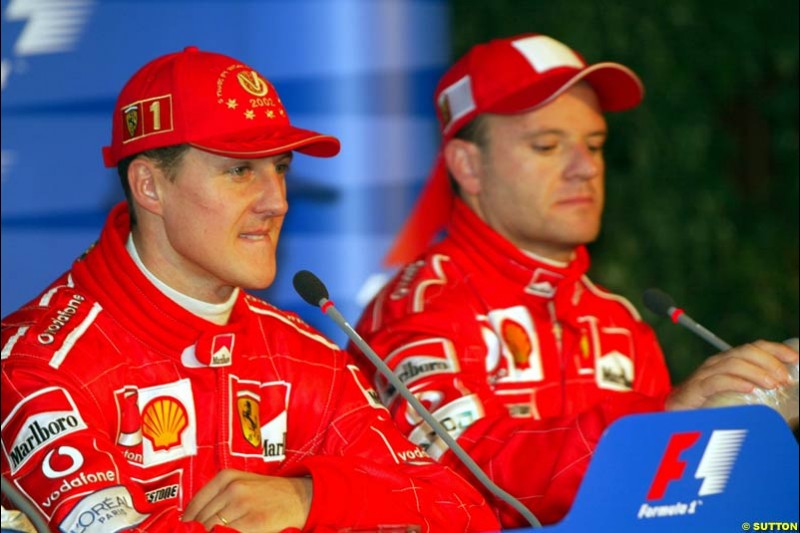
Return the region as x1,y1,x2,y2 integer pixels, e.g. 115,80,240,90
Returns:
638,429,747,519
43,445,84,478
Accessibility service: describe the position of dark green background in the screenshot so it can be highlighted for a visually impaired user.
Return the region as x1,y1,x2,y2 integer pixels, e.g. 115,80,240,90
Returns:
452,0,799,382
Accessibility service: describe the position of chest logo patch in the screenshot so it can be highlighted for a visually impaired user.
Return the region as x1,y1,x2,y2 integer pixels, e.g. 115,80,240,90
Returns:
237,393,261,448
229,377,289,462
113,380,197,466
501,318,533,369
142,397,188,451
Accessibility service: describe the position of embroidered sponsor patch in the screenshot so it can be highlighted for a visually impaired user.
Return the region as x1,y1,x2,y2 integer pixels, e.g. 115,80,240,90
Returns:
2,387,88,474
59,485,149,533
120,95,173,144
408,394,484,460
113,386,142,465
597,350,634,390
229,377,289,462
41,468,119,513
210,333,235,367
485,306,544,382
112,380,196,467
7,434,120,521
378,338,460,404
131,469,183,507
347,365,385,410
593,327,635,390
35,293,89,346
524,267,566,298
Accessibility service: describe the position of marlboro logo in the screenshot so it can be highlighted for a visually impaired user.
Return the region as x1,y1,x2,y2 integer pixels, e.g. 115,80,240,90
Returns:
2,387,88,474
210,333,235,366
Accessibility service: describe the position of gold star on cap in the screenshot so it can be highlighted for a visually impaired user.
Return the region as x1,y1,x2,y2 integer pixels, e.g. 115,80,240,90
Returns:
226,99,238,109
244,109,255,120
266,110,275,119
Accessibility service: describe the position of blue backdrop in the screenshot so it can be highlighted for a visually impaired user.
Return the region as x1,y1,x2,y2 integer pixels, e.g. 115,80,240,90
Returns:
1,0,449,345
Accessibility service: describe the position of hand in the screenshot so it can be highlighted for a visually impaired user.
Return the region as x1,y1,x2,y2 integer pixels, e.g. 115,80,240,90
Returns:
182,469,313,532
665,340,799,411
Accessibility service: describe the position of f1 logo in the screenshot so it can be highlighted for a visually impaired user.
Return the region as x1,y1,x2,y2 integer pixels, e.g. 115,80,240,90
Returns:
647,429,747,500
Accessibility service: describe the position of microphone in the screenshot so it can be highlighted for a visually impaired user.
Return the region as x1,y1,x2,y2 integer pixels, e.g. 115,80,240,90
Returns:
292,270,542,529
642,288,732,352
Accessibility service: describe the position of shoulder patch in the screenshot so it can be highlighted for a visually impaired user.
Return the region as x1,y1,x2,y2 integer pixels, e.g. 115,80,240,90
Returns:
3,288,103,368
1,387,89,475
581,277,642,321
386,254,451,313
34,292,92,346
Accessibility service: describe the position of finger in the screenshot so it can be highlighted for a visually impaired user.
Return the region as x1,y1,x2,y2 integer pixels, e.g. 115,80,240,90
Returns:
183,469,236,522
200,499,247,531
698,373,758,399
700,342,792,386
729,341,794,383
670,372,757,411
691,356,775,390
751,339,799,364
195,501,231,528
208,508,237,530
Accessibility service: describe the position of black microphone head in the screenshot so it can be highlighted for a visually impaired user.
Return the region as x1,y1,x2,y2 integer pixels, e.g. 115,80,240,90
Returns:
642,288,676,317
293,270,330,307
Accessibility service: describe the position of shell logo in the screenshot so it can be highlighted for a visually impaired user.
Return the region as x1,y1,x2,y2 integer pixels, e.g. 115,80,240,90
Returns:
501,318,532,369
142,396,188,451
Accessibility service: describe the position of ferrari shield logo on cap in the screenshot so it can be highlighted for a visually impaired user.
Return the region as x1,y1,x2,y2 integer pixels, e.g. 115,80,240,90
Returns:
438,94,452,128
124,105,139,139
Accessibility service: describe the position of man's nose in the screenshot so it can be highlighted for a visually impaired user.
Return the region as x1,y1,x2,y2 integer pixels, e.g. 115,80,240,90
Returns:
565,144,601,181
253,169,288,216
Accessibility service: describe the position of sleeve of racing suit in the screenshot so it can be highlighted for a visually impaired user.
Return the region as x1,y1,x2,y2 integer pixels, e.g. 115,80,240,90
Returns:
281,348,501,532
1,351,499,533
350,307,670,527
0,361,238,533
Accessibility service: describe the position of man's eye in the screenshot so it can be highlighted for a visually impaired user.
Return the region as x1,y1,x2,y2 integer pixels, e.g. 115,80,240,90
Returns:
276,163,291,174
229,166,251,177
533,145,557,153
588,145,605,153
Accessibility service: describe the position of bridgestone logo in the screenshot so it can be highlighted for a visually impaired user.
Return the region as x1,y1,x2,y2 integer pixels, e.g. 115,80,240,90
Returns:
10,416,80,469
146,484,179,504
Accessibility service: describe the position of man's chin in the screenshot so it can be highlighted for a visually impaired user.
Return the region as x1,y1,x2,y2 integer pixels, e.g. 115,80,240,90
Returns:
239,272,277,292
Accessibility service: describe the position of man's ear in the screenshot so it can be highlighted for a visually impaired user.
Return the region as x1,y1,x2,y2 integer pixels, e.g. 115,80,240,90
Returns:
443,138,484,196
127,158,163,216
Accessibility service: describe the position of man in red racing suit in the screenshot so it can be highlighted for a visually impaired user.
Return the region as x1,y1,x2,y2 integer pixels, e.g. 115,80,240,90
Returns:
351,33,797,527
354,199,671,525
0,46,500,533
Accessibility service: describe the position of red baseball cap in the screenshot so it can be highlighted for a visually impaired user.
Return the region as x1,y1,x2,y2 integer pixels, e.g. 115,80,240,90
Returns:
384,33,644,266
102,46,340,168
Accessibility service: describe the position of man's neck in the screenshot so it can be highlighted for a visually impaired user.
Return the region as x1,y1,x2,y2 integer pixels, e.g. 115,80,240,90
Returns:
126,232,238,325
